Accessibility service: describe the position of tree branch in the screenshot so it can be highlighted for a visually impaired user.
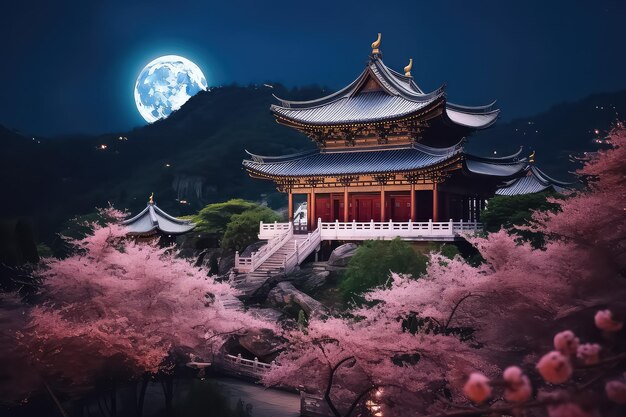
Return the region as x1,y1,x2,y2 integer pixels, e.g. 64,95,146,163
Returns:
444,293,481,331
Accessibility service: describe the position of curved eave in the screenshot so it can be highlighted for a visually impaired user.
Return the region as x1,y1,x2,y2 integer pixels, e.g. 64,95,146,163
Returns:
122,205,151,225
270,93,446,128
530,165,575,187
463,157,528,178
126,224,196,236
495,176,568,196
242,143,463,179
465,147,526,163
445,107,500,129
244,148,319,163
272,70,366,108
243,157,462,180
447,100,498,113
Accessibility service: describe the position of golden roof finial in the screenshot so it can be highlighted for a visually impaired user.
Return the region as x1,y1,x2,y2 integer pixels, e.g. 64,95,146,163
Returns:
149,192,154,204
529,151,536,164
371,33,382,54
404,58,413,76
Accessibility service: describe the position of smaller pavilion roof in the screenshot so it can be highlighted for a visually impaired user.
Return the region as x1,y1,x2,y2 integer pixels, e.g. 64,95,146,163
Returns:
123,197,195,235
495,165,573,196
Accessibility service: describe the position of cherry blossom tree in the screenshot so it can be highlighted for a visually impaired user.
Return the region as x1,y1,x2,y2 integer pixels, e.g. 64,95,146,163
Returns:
23,208,273,415
265,125,626,415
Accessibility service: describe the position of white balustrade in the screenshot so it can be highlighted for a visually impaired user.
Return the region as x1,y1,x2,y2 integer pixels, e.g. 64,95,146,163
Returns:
235,223,294,273
318,219,481,241
282,220,322,274
223,353,273,377
259,221,292,239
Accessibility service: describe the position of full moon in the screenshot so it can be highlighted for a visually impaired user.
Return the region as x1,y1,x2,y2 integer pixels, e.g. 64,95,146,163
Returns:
134,55,208,123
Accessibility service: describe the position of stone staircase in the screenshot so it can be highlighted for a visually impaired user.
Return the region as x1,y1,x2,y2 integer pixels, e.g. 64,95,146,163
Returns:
234,234,310,297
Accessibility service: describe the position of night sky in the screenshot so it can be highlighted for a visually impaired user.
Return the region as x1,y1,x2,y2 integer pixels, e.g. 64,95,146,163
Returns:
2,0,625,136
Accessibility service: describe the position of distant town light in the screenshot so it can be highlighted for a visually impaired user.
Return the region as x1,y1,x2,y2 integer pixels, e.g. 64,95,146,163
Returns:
594,129,600,134
99,144,108,150
179,200,188,204
118,136,128,141
165,163,171,167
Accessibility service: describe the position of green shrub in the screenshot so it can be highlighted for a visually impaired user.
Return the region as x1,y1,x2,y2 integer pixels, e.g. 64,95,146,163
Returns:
481,191,562,246
340,238,428,299
220,206,281,252
189,199,260,237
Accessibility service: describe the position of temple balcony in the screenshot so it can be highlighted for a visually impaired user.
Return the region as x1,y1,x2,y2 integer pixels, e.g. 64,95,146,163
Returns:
259,219,482,242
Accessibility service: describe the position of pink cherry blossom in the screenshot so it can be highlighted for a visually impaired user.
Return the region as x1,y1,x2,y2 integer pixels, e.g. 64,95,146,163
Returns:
594,310,623,332
536,351,572,384
26,208,274,387
547,403,594,417
503,366,532,403
553,330,579,356
605,380,626,404
463,372,492,404
576,343,601,365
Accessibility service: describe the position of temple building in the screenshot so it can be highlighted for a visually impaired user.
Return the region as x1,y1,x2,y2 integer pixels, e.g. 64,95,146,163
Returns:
243,34,562,231
123,193,195,243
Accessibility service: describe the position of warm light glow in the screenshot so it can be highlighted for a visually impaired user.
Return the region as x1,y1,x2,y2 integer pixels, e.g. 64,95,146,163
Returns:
99,144,108,150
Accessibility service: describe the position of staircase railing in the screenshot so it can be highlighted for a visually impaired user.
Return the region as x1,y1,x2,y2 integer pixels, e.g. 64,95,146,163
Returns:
282,219,322,274
235,223,293,273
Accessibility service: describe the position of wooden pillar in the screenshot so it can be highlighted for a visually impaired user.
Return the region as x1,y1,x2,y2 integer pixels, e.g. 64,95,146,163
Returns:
287,191,293,222
432,182,439,222
380,186,386,222
311,189,316,230
343,187,349,221
410,183,416,221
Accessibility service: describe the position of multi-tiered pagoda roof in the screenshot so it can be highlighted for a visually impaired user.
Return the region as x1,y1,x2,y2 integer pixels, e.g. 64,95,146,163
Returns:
269,38,499,150
242,34,570,230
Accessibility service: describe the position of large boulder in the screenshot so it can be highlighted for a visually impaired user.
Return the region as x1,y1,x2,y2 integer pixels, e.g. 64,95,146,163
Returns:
267,281,324,315
237,328,287,359
289,262,331,293
327,243,359,267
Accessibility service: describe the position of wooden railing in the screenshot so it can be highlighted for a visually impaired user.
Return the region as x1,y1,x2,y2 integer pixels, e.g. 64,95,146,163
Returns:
235,224,293,273
282,221,322,274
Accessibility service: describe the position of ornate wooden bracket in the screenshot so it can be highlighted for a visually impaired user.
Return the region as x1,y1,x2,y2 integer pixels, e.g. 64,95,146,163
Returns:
306,129,328,147
373,173,395,185
375,125,389,144
276,178,299,192
340,128,359,147
403,172,422,184
336,175,359,186
304,177,325,188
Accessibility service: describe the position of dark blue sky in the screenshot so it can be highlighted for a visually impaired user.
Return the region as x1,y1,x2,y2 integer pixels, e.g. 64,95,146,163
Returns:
2,0,625,136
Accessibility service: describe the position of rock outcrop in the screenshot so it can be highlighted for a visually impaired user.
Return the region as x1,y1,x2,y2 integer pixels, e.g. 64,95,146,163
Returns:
267,281,324,315
327,243,358,267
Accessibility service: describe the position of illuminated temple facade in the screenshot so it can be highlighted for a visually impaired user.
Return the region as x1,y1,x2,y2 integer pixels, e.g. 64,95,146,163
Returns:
242,35,565,237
